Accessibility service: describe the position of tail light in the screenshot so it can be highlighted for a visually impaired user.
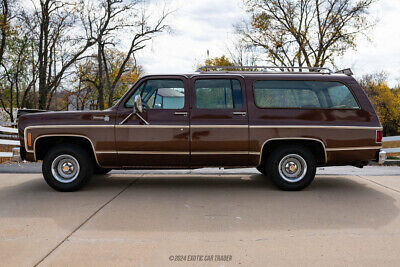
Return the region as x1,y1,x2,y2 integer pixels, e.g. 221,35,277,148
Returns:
376,130,383,143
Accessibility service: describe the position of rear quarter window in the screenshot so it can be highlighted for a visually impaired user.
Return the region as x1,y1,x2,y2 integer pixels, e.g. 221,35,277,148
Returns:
254,80,359,109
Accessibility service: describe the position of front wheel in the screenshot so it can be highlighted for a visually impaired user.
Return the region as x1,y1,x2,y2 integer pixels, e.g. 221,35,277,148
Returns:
42,144,93,191
267,145,316,191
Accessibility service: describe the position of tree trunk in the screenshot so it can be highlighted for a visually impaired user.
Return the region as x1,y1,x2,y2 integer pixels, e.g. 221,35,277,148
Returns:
97,41,105,110
0,0,8,66
38,0,50,110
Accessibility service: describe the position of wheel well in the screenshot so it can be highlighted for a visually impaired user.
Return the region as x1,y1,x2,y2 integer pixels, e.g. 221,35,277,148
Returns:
35,136,96,162
260,139,326,165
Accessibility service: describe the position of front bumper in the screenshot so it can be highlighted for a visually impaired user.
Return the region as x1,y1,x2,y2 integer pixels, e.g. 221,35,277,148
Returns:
378,150,386,165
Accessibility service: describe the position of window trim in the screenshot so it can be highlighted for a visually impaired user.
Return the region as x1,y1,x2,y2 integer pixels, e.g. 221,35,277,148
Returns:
252,79,361,110
193,77,244,110
123,78,186,110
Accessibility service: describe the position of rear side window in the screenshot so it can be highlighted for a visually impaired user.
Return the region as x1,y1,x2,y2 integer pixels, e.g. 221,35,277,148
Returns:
195,79,243,109
254,80,359,109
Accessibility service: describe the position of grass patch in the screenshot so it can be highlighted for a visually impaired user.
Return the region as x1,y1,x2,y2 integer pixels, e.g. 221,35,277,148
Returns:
383,140,400,149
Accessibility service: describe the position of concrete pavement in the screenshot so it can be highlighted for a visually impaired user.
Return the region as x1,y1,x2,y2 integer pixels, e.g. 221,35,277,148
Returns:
1,172,400,266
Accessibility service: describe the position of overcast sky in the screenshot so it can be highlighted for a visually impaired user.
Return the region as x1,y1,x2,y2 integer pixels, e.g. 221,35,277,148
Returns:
137,0,400,86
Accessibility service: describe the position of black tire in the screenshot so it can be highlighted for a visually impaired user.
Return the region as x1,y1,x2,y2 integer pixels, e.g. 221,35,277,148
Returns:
42,144,94,192
94,166,112,175
266,145,316,191
256,165,268,176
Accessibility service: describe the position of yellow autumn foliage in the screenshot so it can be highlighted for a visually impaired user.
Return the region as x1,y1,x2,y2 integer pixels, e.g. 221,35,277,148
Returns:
361,77,400,136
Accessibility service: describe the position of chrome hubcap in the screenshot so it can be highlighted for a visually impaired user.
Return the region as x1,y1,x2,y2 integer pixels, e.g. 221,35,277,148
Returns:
278,154,307,183
51,154,80,183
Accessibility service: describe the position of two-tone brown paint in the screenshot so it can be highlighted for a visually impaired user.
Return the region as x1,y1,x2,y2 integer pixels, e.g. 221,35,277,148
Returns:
17,72,382,169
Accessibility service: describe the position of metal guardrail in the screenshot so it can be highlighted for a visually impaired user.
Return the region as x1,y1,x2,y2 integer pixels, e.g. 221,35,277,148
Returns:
384,148,400,153
0,139,19,145
0,125,19,159
0,126,18,133
0,152,13,157
382,136,400,142
382,136,400,154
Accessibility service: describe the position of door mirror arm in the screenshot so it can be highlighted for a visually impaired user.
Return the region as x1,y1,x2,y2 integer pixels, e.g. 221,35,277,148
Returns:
120,95,149,125
133,113,149,125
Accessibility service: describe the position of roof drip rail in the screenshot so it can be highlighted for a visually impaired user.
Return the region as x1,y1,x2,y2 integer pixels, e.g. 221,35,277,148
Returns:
196,65,333,74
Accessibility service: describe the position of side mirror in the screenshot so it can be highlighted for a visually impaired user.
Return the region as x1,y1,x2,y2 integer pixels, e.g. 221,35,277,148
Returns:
120,95,149,125
134,95,143,113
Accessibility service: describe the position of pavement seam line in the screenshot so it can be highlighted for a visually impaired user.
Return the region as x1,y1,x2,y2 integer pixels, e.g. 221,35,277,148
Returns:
357,175,400,194
34,176,141,267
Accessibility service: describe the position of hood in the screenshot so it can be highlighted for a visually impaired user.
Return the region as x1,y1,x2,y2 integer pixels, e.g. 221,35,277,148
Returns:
18,109,117,132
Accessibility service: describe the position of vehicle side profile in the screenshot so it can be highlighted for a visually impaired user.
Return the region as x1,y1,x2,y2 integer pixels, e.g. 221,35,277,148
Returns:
16,66,386,191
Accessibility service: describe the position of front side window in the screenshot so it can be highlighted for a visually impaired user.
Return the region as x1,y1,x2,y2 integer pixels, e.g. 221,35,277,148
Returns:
195,79,243,109
125,79,185,109
254,80,359,109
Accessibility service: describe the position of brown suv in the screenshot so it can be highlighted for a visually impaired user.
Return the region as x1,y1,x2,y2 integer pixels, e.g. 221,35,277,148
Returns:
16,66,385,191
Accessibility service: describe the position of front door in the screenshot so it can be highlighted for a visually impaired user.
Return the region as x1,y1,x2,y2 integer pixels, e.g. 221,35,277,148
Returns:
189,76,249,167
115,77,190,167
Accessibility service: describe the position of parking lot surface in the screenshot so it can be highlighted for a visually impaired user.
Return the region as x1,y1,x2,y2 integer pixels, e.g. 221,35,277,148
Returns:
1,169,400,266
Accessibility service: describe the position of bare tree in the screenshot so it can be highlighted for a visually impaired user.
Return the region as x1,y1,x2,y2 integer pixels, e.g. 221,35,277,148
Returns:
84,0,170,109
67,60,98,110
0,0,169,117
237,0,376,68
73,48,144,109
0,0,39,122
21,0,97,110
227,39,258,66
0,36,38,121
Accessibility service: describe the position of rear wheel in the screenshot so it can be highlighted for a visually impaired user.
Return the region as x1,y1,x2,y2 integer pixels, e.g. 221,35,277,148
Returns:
42,144,93,191
267,145,316,191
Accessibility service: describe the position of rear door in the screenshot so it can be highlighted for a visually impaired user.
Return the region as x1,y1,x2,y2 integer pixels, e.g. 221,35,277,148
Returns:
189,76,249,167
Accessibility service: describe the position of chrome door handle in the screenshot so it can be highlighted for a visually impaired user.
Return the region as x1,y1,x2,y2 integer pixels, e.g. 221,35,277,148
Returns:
233,112,246,116
174,112,188,116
